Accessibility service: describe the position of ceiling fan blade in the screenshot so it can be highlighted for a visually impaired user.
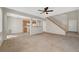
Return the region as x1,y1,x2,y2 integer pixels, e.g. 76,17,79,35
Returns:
47,10,54,12
38,10,43,11
44,7,48,11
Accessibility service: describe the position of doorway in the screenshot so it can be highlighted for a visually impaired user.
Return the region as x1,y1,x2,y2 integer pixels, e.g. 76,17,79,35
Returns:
68,12,78,32
68,19,77,32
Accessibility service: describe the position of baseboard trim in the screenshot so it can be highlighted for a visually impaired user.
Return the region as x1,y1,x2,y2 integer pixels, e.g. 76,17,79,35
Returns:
31,32,66,36
31,32,43,36
7,32,26,35
43,32,66,36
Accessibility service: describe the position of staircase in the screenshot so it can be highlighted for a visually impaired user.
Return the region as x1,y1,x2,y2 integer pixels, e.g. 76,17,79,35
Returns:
47,17,68,32
46,9,79,34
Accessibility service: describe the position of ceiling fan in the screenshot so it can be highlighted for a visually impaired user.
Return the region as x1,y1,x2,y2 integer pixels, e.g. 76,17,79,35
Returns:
38,7,54,14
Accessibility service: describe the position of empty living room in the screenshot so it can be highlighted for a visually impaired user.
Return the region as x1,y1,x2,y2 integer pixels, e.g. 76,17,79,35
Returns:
0,7,79,52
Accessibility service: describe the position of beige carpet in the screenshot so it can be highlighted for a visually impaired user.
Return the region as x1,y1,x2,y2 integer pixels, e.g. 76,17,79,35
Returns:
0,33,79,52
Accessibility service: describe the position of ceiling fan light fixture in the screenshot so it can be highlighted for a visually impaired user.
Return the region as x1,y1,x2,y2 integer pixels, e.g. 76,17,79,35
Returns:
38,7,54,14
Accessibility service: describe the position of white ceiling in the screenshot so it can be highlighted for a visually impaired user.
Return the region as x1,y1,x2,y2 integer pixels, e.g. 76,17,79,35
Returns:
7,7,79,19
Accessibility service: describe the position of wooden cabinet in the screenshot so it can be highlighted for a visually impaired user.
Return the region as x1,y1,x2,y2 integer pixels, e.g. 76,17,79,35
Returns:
23,20,30,33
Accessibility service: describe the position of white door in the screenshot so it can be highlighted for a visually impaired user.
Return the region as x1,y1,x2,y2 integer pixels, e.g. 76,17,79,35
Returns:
69,19,77,32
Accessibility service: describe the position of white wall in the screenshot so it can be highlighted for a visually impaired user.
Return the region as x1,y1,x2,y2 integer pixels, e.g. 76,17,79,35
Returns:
7,16,23,34
77,10,79,33
0,8,2,32
78,17,79,33
0,8,2,46
43,20,46,32
31,27,43,35
46,19,66,35
31,19,43,35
